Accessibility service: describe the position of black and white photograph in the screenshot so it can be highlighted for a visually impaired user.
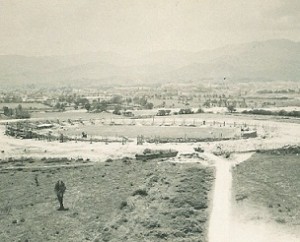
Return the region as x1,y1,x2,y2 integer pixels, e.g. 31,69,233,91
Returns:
0,1,300,241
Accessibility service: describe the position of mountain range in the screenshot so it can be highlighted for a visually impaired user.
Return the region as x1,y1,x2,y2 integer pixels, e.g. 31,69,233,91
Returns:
0,39,299,86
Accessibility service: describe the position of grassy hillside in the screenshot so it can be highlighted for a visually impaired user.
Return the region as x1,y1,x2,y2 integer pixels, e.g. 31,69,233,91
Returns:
232,152,300,226
0,158,214,242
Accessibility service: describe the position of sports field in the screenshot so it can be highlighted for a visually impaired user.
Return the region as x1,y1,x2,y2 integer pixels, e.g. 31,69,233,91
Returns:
60,124,237,140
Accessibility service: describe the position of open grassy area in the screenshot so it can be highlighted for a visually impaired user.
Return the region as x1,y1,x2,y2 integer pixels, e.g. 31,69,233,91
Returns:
31,111,115,120
232,152,300,227
0,158,214,242
60,124,235,140
1,103,50,110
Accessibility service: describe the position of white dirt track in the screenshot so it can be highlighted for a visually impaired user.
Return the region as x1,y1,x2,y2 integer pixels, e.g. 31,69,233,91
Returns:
207,152,300,242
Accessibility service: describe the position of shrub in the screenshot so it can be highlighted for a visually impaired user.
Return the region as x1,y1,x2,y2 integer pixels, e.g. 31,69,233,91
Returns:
275,218,286,224
196,108,205,113
119,201,127,210
132,189,148,196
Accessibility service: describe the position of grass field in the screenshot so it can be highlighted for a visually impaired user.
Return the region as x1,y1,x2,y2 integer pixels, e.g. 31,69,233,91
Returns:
31,111,115,120
232,152,300,227
0,158,214,242
60,124,236,140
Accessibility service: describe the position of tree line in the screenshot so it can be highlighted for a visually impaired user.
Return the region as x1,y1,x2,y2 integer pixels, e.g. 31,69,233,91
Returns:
242,109,300,118
3,104,31,119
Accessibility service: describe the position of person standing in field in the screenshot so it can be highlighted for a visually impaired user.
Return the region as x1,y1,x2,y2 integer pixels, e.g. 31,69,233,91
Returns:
54,180,66,210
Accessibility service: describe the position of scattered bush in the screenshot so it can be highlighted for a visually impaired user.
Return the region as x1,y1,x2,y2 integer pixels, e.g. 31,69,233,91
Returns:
122,157,131,164
150,175,159,183
132,189,148,196
275,218,286,224
196,108,205,113
154,231,168,239
119,201,127,210
141,220,160,229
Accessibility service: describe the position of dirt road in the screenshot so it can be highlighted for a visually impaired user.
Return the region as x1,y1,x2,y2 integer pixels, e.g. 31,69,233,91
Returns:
206,153,232,242
207,152,300,242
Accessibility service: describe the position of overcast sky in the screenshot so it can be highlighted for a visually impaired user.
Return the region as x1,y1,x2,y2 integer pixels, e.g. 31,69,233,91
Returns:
0,0,299,56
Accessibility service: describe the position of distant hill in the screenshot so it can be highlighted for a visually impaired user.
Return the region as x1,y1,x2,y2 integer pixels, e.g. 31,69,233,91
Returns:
0,39,299,86
179,39,300,81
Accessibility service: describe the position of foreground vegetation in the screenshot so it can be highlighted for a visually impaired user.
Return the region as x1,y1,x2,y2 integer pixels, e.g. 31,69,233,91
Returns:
232,149,300,227
0,158,214,242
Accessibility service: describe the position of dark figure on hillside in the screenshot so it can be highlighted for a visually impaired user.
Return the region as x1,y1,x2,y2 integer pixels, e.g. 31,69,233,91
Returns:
54,180,66,210
60,133,64,143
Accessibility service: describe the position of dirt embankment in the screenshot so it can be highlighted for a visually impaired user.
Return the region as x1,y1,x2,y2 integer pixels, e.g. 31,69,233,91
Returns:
0,158,214,242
